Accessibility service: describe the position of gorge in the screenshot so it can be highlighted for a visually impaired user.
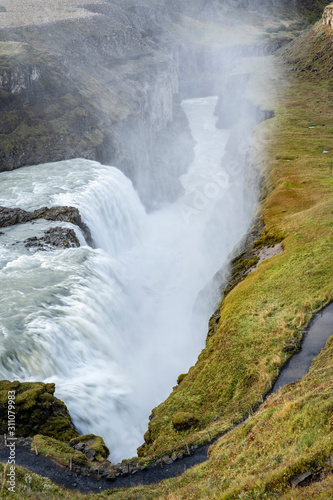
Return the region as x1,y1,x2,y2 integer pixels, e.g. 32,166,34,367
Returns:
0,96,247,462
0,0,333,498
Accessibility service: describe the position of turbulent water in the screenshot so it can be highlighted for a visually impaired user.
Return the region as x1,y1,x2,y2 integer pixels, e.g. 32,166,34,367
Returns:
0,97,250,461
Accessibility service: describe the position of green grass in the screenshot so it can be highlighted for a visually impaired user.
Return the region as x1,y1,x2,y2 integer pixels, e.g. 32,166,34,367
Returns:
31,435,89,468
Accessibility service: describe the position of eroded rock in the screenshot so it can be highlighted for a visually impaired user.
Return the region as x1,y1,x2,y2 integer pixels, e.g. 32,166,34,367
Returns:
70,434,110,461
0,205,93,246
24,227,80,250
291,471,312,488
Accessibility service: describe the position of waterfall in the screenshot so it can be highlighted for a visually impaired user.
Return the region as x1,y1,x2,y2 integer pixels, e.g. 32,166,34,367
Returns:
0,96,250,461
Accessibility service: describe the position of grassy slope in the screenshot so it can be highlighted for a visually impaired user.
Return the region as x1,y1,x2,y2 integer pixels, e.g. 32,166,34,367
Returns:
1,14,333,500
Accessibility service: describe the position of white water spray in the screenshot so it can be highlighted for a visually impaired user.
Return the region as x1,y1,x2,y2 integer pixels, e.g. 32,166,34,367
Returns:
0,97,250,461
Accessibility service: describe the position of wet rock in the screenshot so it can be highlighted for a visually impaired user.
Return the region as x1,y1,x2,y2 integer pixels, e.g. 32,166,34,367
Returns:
25,227,80,250
85,448,97,461
0,206,33,227
0,205,93,246
291,471,312,488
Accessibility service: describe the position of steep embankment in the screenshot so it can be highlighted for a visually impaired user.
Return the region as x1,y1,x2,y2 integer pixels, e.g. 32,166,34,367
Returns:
135,18,333,462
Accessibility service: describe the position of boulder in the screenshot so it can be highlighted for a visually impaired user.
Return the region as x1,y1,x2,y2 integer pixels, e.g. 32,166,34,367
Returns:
70,434,110,461
172,412,200,432
0,205,93,246
290,471,312,488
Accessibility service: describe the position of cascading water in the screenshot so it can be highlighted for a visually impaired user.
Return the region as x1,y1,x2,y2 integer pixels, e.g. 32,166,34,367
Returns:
0,96,250,461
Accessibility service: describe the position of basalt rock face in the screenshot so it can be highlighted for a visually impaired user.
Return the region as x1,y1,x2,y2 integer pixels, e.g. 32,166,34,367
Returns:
0,1,198,208
0,206,82,228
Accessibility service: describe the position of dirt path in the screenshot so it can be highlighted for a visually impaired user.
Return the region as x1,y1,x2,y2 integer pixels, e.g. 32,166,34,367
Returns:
0,442,210,493
272,302,333,393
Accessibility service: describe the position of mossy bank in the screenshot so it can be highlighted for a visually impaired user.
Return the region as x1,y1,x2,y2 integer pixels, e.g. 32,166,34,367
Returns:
0,381,78,441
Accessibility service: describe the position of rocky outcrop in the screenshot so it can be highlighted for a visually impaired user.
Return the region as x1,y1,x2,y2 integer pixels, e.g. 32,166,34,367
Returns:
24,227,80,250
172,412,200,432
0,205,93,246
70,434,110,462
0,1,197,208
0,380,78,441
323,3,333,26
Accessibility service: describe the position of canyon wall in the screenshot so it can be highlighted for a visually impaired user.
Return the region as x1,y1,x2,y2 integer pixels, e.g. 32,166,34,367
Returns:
0,1,196,207
0,0,289,208
323,3,333,26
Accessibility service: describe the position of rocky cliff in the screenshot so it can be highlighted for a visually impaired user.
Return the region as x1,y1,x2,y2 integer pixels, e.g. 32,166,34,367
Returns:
0,1,194,207
323,3,333,25
0,0,284,208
